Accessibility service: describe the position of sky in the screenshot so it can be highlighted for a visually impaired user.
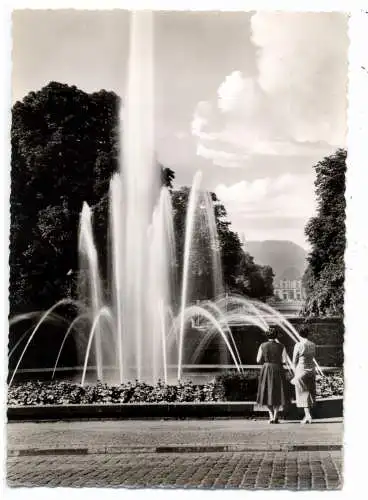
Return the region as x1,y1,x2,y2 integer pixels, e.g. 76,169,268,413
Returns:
12,10,348,249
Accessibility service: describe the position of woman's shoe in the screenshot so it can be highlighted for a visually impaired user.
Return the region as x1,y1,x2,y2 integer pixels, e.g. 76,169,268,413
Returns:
301,417,312,424
273,418,280,424
268,418,274,424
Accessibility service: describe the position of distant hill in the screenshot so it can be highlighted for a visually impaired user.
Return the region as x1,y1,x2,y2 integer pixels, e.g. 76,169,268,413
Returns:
244,240,307,281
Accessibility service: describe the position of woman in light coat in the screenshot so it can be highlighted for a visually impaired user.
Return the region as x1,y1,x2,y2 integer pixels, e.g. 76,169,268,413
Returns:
292,326,317,424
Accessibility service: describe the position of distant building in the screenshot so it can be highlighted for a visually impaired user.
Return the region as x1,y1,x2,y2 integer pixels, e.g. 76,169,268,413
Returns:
239,233,307,317
274,278,306,302
267,278,306,317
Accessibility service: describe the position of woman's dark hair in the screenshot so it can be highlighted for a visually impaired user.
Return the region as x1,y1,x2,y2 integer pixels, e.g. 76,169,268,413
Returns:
266,327,278,340
299,326,310,339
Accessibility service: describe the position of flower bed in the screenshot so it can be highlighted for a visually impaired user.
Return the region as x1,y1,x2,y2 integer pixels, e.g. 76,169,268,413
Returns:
7,370,343,406
7,380,220,406
316,372,344,398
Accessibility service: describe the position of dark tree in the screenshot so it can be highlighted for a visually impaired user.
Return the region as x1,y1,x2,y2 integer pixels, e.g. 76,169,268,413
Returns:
302,149,346,317
10,83,121,315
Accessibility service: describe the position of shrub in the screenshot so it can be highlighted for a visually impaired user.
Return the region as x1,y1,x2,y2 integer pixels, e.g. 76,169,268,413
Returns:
213,370,259,401
7,369,343,405
316,370,343,397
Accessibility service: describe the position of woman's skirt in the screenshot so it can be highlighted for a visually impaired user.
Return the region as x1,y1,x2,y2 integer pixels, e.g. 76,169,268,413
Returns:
256,362,290,408
293,367,316,408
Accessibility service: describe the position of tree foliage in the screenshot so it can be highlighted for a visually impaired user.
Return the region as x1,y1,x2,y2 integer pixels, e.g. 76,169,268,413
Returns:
302,149,346,317
10,83,121,314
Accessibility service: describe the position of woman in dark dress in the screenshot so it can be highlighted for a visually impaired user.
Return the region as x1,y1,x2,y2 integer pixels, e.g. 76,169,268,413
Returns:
256,327,290,423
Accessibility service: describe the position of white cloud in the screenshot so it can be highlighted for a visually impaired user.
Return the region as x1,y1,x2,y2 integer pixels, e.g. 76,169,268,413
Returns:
251,12,348,145
215,174,316,247
192,12,348,168
196,143,250,165
215,174,316,219
217,71,260,115
197,136,333,162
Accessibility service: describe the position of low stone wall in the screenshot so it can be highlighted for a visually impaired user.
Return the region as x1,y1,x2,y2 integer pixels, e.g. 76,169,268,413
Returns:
290,317,344,367
290,317,344,341
195,317,344,367
7,397,343,421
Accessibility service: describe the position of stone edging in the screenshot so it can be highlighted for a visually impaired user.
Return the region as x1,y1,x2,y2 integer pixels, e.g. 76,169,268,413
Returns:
7,443,342,457
7,397,343,421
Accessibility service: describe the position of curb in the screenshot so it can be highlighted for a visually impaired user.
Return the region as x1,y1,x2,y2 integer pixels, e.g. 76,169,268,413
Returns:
8,444,342,457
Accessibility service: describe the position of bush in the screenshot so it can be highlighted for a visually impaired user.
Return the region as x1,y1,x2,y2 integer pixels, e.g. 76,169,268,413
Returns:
7,369,343,406
7,379,221,406
316,370,343,397
214,370,259,401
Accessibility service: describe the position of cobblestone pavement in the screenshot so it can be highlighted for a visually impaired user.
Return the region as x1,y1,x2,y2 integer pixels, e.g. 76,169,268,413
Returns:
6,419,343,490
7,450,342,489
7,418,343,451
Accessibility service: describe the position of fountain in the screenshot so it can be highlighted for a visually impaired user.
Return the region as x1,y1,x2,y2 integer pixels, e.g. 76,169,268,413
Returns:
8,11,323,387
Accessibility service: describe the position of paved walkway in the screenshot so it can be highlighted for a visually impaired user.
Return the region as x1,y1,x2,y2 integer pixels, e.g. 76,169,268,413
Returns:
7,419,343,489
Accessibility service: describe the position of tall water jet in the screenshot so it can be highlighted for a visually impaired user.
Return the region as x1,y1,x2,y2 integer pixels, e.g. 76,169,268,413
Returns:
177,171,229,378
177,171,202,380
146,188,176,382
79,203,104,381
201,191,224,299
197,191,225,363
110,10,174,382
122,11,154,380
110,174,124,382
